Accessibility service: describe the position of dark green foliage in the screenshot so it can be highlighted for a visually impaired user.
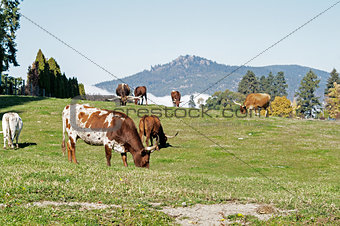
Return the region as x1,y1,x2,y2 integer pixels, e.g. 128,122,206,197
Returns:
0,0,20,74
35,49,50,95
238,70,259,95
0,73,23,94
295,70,321,118
324,68,340,95
257,71,287,100
259,75,268,93
26,50,80,98
274,71,288,97
205,89,245,109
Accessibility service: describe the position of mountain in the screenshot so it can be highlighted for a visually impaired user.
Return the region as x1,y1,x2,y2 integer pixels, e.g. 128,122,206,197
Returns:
95,55,331,100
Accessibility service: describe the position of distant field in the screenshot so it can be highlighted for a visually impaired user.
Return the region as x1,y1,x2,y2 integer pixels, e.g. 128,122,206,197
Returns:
0,96,339,225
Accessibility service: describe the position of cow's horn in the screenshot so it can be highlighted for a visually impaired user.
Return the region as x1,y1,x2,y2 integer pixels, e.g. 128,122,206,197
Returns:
233,100,242,106
127,95,142,100
145,145,157,153
165,131,178,138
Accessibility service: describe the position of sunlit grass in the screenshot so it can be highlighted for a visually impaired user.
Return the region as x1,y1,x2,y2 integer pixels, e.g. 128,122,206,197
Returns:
0,96,339,224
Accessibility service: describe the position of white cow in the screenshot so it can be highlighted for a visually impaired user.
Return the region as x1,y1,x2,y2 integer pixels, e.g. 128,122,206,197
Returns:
1,112,23,149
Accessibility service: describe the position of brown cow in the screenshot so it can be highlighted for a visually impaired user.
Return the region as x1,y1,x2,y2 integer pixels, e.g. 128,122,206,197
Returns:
139,115,178,150
134,86,148,105
62,104,157,168
116,83,131,106
171,90,181,107
233,93,271,117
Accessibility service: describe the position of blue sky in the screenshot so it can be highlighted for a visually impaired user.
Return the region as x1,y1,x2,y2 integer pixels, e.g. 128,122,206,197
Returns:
7,0,340,85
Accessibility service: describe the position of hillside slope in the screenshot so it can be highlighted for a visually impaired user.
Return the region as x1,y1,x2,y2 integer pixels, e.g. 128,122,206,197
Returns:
95,55,330,100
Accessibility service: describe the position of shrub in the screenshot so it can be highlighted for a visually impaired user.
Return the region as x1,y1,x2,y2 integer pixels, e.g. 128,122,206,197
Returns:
270,96,293,118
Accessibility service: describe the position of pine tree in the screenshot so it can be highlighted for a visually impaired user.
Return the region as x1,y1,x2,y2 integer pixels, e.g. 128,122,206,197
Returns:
47,57,61,97
238,70,259,95
295,70,321,118
188,95,196,108
325,69,340,95
35,49,50,96
266,72,275,99
259,75,268,93
274,71,288,97
0,0,21,74
26,61,40,96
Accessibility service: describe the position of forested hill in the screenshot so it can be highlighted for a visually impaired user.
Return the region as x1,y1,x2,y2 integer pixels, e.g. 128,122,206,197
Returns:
95,55,330,100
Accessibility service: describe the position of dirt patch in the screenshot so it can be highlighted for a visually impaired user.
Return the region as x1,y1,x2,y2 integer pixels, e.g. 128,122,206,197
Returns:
27,201,121,210
161,203,292,225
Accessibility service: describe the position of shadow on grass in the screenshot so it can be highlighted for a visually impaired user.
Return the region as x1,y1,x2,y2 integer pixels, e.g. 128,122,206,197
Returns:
0,95,46,111
19,142,37,149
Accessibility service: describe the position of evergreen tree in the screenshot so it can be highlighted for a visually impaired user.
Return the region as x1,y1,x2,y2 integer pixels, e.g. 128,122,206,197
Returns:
266,72,275,99
259,75,269,93
238,70,259,95
47,57,61,97
295,70,321,118
35,49,50,96
26,61,40,96
274,71,288,97
0,0,21,74
325,68,340,95
188,95,196,108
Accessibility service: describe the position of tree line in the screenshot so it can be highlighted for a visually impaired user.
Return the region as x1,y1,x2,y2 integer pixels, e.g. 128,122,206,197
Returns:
206,69,340,119
25,49,84,98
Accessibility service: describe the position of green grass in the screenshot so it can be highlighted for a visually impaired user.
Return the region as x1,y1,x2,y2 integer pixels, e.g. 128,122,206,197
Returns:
0,95,339,224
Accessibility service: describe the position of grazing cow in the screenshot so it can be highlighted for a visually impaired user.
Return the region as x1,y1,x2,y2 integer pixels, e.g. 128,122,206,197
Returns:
233,93,271,117
116,83,131,106
134,86,148,105
1,112,23,149
62,104,157,168
171,90,181,107
139,115,178,150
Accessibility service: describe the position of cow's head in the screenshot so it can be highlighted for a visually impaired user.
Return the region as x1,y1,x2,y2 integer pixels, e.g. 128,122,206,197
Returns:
172,99,181,107
120,96,128,105
240,105,247,114
132,146,157,168
233,100,247,114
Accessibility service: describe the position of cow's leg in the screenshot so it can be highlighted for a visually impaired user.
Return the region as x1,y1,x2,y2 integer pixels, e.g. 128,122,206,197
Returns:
155,136,160,151
121,153,128,167
15,130,21,149
105,144,112,167
68,137,78,164
145,94,147,105
66,140,72,162
3,134,7,149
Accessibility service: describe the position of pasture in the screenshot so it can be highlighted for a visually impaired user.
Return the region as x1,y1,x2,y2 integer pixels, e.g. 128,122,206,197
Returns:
0,96,339,225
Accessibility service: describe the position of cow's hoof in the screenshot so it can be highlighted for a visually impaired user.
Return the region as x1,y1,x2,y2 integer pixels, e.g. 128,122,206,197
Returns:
3,147,6,150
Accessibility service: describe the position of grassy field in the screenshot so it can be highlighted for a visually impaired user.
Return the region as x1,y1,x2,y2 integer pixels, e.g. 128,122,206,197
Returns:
0,95,339,225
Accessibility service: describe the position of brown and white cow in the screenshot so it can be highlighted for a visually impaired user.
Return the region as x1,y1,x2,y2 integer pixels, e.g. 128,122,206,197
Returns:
116,84,131,106
139,115,178,150
62,104,157,168
171,90,181,107
233,93,271,117
134,86,148,105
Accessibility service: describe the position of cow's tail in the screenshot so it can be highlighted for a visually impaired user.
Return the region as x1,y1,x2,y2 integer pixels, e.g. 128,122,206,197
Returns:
61,112,66,156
